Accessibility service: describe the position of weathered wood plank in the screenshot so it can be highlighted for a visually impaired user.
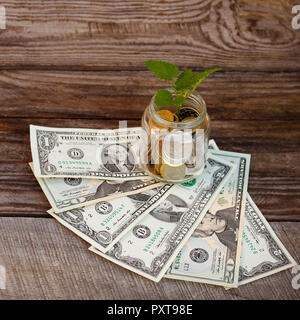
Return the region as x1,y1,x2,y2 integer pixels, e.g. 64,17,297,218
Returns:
0,70,299,120
0,218,298,299
0,0,299,70
247,177,300,221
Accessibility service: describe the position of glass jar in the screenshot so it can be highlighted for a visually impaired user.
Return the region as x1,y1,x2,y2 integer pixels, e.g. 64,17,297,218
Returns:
140,91,211,183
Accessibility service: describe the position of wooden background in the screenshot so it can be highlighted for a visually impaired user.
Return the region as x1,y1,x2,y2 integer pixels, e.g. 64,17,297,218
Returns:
0,0,299,300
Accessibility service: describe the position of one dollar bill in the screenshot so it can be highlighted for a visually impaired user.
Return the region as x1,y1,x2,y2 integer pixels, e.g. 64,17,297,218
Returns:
165,141,251,287
211,140,297,286
48,183,174,253
30,125,148,180
29,163,162,213
89,155,234,282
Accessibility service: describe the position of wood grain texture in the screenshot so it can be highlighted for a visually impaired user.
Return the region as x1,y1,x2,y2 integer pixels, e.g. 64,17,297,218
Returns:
0,0,299,70
0,70,299,120
0,217,299,300
0,0,299,301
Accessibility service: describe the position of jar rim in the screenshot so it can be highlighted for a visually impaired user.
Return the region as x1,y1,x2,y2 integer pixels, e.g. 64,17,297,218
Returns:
149,90,207,129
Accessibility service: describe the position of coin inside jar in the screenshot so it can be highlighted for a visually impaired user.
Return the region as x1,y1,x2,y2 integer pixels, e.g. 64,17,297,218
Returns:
162,131,193,166
182,116,196,122
160,163,186,181
157,109,174,121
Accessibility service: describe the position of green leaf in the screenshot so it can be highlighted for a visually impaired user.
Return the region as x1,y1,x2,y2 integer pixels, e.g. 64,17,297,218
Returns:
173,95,186,107
154,90,174,107
192,68,222,89
145,60,179,81
175,69,195,90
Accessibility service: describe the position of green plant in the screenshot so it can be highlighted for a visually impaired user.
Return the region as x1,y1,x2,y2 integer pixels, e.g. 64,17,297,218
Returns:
145,60,221,117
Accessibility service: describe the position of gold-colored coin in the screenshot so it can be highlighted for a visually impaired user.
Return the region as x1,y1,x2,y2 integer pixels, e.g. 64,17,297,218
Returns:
154,164,162,175
182,116,196,122
149,117,169,131
157,109,174,121
149,117,160,130
146,164,157,176
150,137,163,163
160,163,186,181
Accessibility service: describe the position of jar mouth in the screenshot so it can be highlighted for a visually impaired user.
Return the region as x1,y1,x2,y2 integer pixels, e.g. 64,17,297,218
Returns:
149,90,207,129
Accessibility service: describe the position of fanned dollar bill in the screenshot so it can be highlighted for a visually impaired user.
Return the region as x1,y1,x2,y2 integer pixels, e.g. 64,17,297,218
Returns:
30,125,148,180
238,194,297,286
210,140,296,286
29,163,162,213
89,155,234,282
165,141,250,287
48,184,174,253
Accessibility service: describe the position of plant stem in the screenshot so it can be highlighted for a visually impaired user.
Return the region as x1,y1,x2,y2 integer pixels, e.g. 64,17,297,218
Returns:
176,105,181,119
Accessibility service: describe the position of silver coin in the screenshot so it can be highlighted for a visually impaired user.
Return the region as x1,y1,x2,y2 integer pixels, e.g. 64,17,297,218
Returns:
161,164,186,180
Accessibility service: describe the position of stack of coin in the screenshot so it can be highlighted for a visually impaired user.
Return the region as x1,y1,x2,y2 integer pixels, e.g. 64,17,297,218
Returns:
145,107,202,181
